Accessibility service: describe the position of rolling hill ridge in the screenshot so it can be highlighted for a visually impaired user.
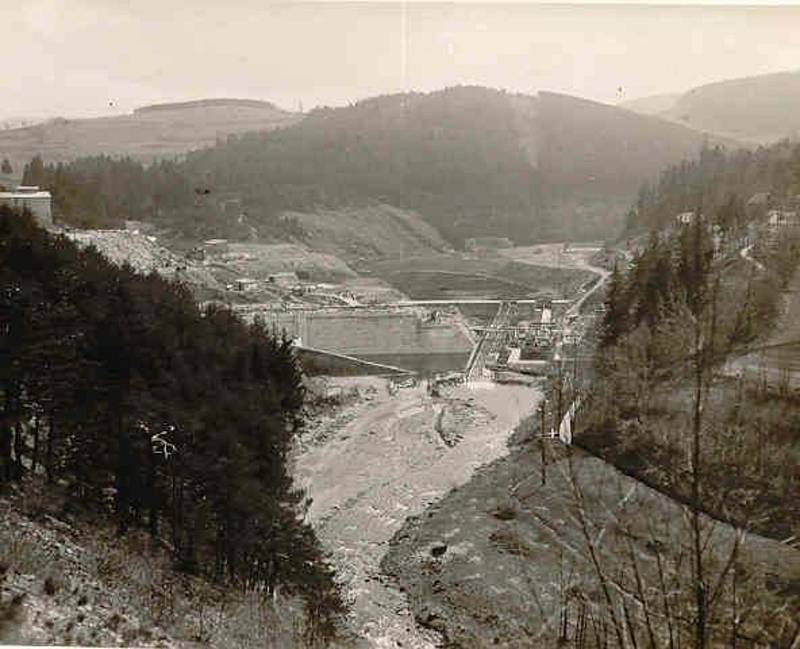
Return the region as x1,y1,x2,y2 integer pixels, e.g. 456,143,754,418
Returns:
21,86,737,246
177,86,736,243
621,70,800,144
0,98,301,170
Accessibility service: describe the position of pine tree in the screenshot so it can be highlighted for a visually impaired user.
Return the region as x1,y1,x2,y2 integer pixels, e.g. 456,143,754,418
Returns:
0,206,345,631
600,262,628,347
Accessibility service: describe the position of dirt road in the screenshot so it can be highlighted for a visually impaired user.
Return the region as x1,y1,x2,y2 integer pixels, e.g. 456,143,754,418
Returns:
294,378,541,647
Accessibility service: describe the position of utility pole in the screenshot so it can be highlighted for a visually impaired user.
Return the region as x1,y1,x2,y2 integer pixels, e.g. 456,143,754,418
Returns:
539,399,547,485
556,358,564,438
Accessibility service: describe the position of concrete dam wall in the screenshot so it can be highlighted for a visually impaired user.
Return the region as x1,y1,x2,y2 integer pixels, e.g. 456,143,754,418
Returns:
259,308,474,373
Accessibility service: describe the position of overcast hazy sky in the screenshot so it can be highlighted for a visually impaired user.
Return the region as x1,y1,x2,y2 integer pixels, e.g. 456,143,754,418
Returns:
2,0,799,119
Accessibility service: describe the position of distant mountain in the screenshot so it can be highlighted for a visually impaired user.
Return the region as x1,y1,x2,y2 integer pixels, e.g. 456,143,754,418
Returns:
23,87,738,245
661,70,800,143
177,86,735,243
618,93,681,116
0,98,300,168
0,115,50,130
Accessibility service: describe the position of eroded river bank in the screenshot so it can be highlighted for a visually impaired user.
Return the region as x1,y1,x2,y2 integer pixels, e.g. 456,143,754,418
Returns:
293,377,542,647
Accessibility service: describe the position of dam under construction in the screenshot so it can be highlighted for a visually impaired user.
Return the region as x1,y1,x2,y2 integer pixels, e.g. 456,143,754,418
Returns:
237,305,477,373
220,243,607,379
231,297,582,378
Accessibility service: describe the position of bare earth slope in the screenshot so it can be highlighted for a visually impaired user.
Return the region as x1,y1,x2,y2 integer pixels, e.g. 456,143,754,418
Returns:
285,203,454,262
64,229,223,294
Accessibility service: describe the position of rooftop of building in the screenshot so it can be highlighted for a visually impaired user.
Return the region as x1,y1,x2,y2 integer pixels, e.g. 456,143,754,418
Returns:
0,185,51,199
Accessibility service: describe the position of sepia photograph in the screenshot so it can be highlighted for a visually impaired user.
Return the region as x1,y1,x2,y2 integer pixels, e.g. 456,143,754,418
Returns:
1,1,799,647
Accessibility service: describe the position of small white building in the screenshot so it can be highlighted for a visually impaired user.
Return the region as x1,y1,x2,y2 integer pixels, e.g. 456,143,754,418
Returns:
675,211,695,226
767,209,800,228
0,186,52,226
203,238,230,256
234,277,260,292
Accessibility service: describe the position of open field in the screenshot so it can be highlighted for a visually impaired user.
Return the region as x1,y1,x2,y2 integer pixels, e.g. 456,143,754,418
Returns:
498,242,603,269
362,252,594,300
0,99,300,166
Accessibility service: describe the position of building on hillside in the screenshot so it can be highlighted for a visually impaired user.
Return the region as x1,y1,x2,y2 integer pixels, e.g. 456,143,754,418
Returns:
203,239,229,256
234,277,260,292
464,236,514,252
0,186,52,226
767,209,800,229
762,208,800,250
675,211,696,226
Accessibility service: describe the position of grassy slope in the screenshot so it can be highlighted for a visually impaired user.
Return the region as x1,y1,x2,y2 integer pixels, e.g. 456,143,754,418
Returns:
0,483,319,648
0,99,301,167
662,70,800,143
284,203,454,262
382,429,800,647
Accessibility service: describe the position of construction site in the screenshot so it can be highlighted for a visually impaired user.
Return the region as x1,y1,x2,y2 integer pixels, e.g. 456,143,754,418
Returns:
63,223,604,384
288,244,609,647
58,223,612,646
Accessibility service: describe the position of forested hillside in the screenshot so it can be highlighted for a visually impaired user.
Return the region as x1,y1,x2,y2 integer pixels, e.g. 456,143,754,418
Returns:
0,207,344,642
22,86,731,246
626,139,800,234
581,209,800,541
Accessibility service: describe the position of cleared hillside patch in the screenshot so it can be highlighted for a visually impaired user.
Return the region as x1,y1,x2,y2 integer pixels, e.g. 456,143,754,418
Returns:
284,203,452,262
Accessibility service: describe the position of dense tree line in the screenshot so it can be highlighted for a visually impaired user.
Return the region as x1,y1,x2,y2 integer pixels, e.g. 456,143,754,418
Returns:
23,155,196,230
598,212,800,402
627,139,800,233
0,206,344,641
599,216,780,351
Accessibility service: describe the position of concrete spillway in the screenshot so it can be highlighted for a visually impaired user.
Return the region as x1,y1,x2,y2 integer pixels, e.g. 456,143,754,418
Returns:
258,308,475,373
